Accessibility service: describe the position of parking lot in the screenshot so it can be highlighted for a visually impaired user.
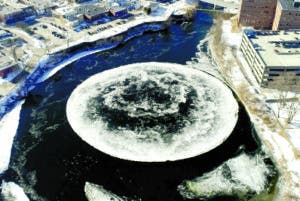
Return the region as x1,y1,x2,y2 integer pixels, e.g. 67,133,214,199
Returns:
25,11,144,53
27,18,74,51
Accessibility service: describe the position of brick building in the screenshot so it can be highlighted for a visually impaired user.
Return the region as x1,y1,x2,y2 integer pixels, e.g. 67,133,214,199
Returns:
272,0,300,30
239,0,277,29
239,0,300,30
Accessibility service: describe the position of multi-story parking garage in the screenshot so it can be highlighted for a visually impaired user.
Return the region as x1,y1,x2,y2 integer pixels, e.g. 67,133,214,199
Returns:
241,29,300,88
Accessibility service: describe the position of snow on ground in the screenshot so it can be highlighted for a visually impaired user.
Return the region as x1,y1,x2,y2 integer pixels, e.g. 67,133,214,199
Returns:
224,7,239,14
221,20,242,49
264,94,300,153
84,182,137,201
0,181,29,201
187,35,222,79
224,0,240,3
215,19,300,200
0,101,24,174
0,79,8,85
7,29,43,49
178,153,274,200
288,110,300,153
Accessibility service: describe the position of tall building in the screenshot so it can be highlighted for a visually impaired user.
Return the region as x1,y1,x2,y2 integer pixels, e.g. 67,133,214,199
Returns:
238,0,277,29
272,0,300,30
239,0,300,30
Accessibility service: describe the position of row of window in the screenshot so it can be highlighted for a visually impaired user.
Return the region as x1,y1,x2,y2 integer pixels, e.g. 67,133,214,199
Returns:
241,45,264,80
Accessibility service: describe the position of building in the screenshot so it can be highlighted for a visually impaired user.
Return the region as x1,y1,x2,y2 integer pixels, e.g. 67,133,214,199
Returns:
272,0,300,30
0,30,21,80
240,29,300,88
53,3,107,23
83,6,107,21
0,4,37,24
0,1,37,25
0,30,13,41
0,59,19,80
67,0,93,3
20,0,58,15
109,7,127,17
239,0,300,30
186,0,199,6
77,0,92,3
107,0,142,11
238,0,277,29
52,5,78,21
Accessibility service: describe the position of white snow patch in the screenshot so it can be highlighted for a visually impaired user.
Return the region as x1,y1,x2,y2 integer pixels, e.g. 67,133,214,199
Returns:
224,0,240,3
221,20,242,48
84,182,128,201
263,92,300,153
224,7,239,14
187,35,222,79
0,79,9,85
228,154,270,192
0,101,24,174
1,181,29,201
178,153,273,199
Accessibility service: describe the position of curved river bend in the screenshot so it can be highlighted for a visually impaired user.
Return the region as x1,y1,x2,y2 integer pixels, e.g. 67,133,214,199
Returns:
0,11,276,201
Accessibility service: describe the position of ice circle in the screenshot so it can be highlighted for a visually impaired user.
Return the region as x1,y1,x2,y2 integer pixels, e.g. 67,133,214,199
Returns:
66,62,239,162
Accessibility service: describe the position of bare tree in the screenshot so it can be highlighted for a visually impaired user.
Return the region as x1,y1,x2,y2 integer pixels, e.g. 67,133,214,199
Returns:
286,99,299,124
270,72,300,123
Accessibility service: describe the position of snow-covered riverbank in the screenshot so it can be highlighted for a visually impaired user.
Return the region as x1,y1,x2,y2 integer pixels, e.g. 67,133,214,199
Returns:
0,23,168,184
0,22,167,121
209,18,300,200
0,101,24,174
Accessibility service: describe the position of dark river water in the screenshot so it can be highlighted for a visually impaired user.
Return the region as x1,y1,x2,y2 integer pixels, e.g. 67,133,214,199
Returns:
1,11,263,201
